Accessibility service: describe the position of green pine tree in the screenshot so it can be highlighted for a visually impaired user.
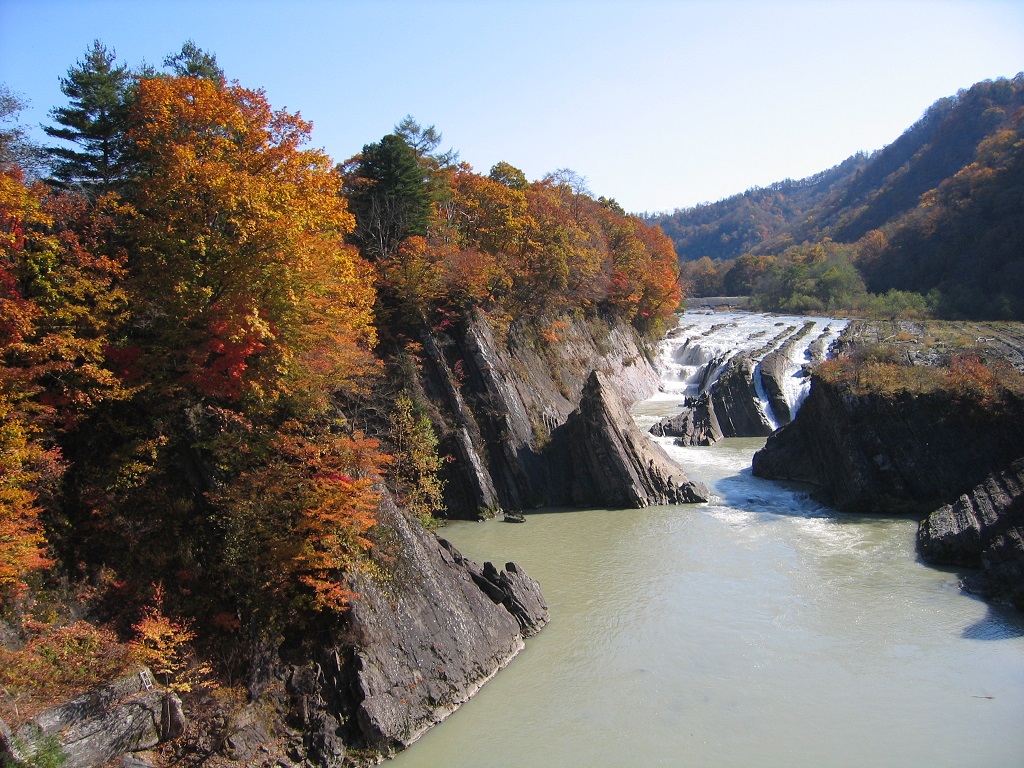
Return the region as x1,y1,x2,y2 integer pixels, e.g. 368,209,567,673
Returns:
347,133,432,258
44,40,134,195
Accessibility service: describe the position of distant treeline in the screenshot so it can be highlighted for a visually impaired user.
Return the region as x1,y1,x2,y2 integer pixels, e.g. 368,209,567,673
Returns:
650,74,1024,320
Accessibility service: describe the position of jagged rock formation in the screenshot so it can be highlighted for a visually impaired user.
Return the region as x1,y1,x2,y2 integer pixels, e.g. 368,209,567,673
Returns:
918,458,1024,610
561,371,709,506
0,670,184,768
417,313,669,517
288,492,547,762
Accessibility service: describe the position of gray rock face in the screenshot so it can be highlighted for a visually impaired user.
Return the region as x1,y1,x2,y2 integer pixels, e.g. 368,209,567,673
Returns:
710,355,775,438
1,669,184,768
337,493,547,755
563,371,709,507
442,543,549,638
419,313,665,517
918,457,1024,608
753,378,1024,515
758,348,799,425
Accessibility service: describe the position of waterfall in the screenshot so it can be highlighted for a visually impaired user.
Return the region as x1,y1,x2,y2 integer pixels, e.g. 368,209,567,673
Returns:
651,310,848,436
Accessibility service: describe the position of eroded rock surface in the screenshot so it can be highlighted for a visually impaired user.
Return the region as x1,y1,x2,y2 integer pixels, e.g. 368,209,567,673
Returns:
1,669,184,768
338,493,547,755
918,457,1024,608
753,377,1024,514
419,313,665,516
563,371,709,507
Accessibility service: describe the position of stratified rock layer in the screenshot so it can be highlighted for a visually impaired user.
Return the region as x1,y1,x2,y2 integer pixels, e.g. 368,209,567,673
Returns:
561,371,709,506
336,493,547,756
752,380,1024,515
918,457,1024,609
418,313,665,516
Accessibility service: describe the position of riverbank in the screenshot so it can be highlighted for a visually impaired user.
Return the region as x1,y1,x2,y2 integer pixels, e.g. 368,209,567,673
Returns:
390,435,1024,768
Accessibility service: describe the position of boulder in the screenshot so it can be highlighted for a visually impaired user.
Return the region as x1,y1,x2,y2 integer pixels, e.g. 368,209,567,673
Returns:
1,669,184,768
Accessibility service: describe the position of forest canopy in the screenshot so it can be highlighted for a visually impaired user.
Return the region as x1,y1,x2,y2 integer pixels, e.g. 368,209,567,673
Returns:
0,39,683,700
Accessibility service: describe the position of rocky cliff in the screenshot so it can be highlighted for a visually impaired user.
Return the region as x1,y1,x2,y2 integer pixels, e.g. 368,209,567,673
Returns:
276,492,547,764
0,670,184,768
416,312,697,516
752,381,1024,514
265,313,694,764
752,322,1024,515
918,458,1024,610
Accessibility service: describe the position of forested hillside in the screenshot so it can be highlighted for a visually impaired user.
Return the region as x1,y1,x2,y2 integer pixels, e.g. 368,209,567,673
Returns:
0,40,681,730
655,74,1024,320
648,153,869,263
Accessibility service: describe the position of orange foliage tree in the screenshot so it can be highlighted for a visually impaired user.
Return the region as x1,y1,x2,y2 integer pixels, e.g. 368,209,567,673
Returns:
1,167,127,603
110,76,385,625
127,75,377,406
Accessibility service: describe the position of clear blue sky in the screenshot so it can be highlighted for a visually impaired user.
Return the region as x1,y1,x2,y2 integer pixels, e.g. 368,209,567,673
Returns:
1,0,1022,213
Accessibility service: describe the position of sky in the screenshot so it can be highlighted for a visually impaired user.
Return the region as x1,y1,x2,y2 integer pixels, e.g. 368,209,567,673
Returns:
1,0,1022,213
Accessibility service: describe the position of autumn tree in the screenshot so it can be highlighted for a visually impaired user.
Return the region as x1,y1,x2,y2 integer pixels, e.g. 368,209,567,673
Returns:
127,75,376,404
131,583,211,692
88,74,386,634
0,162,127,605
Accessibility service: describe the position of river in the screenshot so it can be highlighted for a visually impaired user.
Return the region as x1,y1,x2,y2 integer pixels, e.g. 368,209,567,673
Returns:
390,313,1024,768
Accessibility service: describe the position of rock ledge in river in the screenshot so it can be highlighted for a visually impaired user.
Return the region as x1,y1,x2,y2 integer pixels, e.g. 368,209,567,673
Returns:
340,493,548,756
918,457,1024,608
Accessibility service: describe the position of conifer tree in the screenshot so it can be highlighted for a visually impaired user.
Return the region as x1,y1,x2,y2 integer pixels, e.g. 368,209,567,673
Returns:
44,40,133,195
163,40,224,82
347,134,432,258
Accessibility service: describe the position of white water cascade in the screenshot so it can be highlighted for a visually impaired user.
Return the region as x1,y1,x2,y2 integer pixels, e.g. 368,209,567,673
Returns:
651,310,848,430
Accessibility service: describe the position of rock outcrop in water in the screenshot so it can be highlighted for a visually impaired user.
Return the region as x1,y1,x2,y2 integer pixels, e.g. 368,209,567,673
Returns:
918,458,1024,610
752,318,1024,609
561,371,709,506
314,493,547,758
752,383,1024,514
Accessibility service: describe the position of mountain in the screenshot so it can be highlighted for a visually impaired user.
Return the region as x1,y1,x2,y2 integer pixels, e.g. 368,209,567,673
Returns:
647,153,869,263
651,73,1024,320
